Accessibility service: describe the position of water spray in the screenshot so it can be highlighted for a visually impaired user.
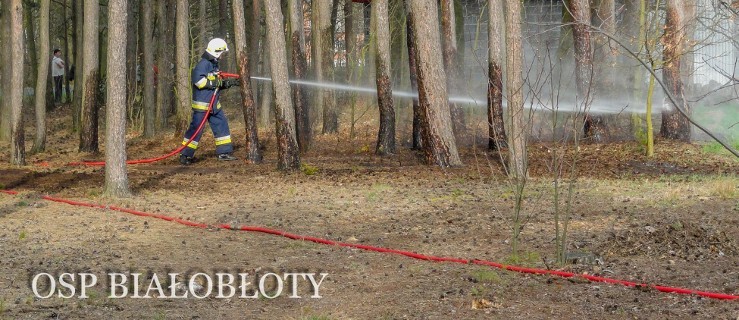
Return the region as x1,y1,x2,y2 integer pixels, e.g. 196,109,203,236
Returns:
250,76,665,115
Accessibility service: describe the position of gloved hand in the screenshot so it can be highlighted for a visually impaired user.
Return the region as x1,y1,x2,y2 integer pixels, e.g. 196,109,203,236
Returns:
205,77,222,90
220,78,240,89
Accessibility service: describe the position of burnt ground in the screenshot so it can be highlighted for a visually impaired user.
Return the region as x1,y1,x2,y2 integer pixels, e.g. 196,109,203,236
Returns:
0,103,737,319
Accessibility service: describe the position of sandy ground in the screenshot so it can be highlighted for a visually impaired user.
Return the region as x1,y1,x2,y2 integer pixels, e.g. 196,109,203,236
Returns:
0,103,737,319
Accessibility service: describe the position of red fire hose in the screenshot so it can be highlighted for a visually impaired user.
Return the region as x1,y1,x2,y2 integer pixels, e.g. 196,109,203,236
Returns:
0,189,736,301
69,72,240,167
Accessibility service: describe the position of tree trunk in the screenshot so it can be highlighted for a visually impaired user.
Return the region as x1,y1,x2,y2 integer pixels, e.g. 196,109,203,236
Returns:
363,4,371,54
505,0,527,179
406,10,422,150
125,0,138,124
63,0,72,104
312,1,322,83
260,44,273,128
454,0,464,66
72,0,83,132
43,12,57,116
373,0,395,155
156,0,175,127
166,0,176,111
313,0,337,134
487,0,507,150
24,3,38,92
33,0,50,153
219,0,232,71
9,0,24,165
345,0,358,139
680,0,697,99
79,0,100,152
345,0,355,80
264,0,300,171
660,0,690,141
42,7,53,111
735,4,739,100
142,0,156,137
620,0,645,94
591,0,616,139
406,0,461,167
621,0,647,143
289,0,311,152
219,0,230,39
45,61,55,113
328,0,341,107
592,0,616,83
556,3,575,79
331,0,340,43
105,0,131,197
0,2,9,142
567,0,600,140
199,0,208,50
99,10,108,81
233,0,262,163
440,0,465,136
249,0,261,108
175,0,191,129
389,0,407,87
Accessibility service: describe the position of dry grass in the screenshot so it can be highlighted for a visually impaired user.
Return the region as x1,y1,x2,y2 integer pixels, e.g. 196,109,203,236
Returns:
708,176,738,200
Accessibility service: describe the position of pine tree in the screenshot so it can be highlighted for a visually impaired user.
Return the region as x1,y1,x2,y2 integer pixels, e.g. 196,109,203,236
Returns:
79,0,100,152
487,0,507,150
373,0,395,155
265,0,300,170
105,0,131,197
32,0,50,153
233,0,262,163
406,0,461,167
8,0,25,165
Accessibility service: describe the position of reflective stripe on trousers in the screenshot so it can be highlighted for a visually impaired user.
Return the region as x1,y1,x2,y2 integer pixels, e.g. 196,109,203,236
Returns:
180,107,233,157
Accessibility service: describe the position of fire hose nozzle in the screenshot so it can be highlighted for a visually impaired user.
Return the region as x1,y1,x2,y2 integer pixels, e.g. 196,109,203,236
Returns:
218,72,241,79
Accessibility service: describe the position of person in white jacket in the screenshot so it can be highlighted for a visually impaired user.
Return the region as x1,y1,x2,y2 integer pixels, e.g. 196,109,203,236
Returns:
51,49,65,103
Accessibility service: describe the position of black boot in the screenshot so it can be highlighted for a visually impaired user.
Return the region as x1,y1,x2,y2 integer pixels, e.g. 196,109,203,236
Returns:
179,154,195,165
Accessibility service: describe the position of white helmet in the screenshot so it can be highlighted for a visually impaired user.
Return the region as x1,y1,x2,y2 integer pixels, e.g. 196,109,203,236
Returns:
206,38,229,59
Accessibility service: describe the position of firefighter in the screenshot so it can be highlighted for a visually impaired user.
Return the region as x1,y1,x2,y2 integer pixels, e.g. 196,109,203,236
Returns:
180,38,240,165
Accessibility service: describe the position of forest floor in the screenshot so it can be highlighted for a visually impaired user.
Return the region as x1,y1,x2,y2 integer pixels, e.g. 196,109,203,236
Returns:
0,103,737,319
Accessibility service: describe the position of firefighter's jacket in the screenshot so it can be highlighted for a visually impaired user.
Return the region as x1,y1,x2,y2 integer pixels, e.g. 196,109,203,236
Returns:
191,52,222,112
